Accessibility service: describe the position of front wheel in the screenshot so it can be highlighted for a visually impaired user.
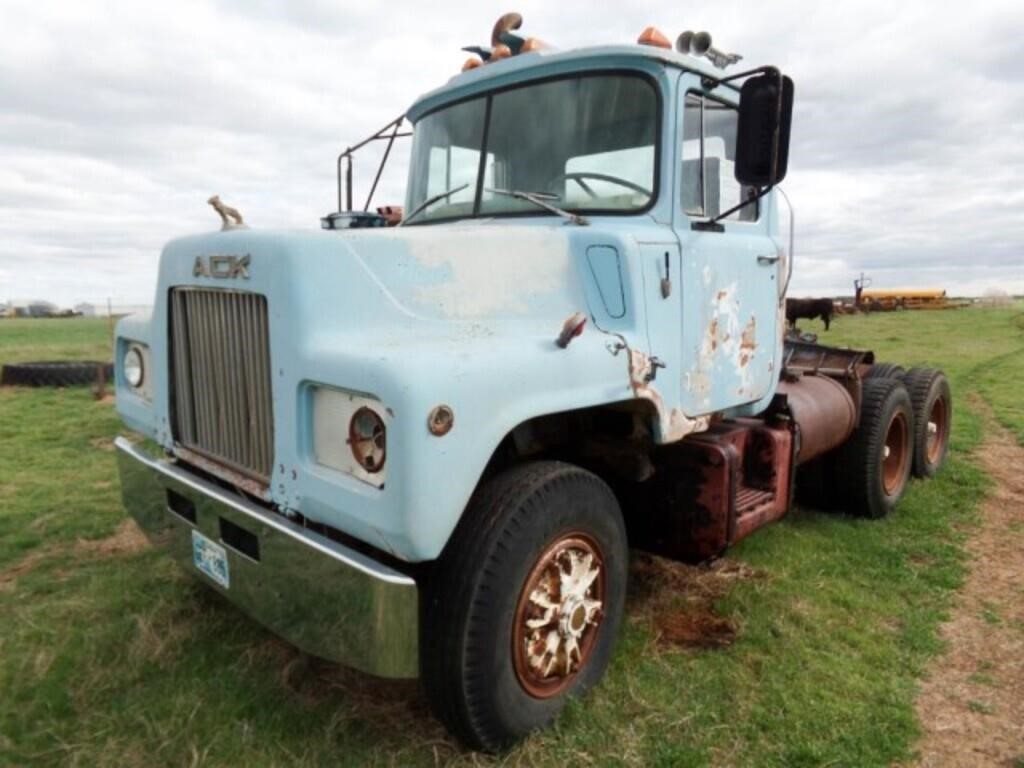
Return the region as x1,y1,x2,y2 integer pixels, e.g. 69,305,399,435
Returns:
420,461,627,752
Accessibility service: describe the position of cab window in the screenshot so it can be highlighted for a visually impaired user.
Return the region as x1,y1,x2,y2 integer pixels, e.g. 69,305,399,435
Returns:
682,93,757,222
406,73,659,223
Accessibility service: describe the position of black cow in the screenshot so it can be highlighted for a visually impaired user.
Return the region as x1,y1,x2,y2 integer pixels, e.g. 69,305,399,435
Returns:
786,298,835,331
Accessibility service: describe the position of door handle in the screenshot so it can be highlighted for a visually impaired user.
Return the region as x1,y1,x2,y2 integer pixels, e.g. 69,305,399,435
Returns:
757,254,780,265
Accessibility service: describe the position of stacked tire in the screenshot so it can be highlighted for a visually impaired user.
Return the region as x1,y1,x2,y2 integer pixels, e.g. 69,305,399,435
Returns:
0,361,113,387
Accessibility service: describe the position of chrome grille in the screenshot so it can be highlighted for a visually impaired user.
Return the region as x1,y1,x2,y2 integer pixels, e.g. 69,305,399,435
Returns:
169,288,273,482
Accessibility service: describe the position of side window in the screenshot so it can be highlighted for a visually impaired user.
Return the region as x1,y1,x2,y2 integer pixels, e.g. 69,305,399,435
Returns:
681,94,757,222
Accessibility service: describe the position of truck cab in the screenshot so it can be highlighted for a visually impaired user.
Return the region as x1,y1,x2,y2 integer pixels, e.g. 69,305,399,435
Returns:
113,18,950,751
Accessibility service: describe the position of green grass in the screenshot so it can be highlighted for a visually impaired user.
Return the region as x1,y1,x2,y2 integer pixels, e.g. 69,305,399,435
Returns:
1,306,1022,767
0,317,114,365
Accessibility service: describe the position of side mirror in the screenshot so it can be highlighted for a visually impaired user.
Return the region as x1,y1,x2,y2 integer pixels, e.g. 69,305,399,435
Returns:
735,72,794,187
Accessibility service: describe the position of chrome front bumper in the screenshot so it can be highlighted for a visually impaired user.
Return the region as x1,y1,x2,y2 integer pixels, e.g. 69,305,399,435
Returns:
115,437,419,678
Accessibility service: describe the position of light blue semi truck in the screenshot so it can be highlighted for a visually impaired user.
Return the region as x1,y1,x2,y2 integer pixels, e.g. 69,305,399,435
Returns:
113,16,952,750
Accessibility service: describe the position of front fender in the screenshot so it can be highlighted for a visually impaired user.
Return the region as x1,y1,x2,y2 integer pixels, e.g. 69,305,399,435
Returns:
292,322,643,561
114,311,159,439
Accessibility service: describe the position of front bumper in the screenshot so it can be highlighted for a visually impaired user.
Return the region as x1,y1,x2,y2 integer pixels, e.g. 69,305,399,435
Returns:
115,437,419,678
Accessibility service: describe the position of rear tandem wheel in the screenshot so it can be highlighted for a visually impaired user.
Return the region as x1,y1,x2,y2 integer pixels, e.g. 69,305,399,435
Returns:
902,367,952,478
864,362,906,380
839,377,914,519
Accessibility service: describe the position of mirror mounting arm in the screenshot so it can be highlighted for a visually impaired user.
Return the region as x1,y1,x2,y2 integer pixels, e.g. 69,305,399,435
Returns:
709,183,774,225
691,184,775,231
700,64,781,91
335,114,412,212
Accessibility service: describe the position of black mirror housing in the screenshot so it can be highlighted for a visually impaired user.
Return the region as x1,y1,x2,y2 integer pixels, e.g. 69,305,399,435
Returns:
735,72,794,187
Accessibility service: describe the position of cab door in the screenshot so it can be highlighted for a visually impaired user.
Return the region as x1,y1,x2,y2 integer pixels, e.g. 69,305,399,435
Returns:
672,75,781,417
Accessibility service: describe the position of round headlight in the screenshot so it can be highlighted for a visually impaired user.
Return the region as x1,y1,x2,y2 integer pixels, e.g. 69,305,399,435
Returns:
123,346,144,388
349,407,386,473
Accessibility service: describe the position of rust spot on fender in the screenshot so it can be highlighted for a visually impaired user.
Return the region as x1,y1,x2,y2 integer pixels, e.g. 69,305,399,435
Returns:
739,316,757,368
740,316,757,349
708,317,719,351
626,348,708,443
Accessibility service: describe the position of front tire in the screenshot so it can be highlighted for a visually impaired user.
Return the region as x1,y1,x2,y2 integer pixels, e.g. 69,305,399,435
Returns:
420,461,628,751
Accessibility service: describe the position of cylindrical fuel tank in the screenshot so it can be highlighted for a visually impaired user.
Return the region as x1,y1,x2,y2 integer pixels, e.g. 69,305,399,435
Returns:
777,374,857,464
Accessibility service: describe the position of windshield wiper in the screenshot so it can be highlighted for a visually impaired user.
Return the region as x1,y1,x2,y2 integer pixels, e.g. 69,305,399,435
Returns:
400,183,469,226
484,188,589,226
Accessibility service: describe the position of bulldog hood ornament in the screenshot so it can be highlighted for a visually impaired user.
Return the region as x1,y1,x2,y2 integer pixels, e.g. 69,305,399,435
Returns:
207,195,247,231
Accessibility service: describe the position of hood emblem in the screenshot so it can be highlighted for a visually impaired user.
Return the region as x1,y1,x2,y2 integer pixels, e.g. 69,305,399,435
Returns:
193,254,250,279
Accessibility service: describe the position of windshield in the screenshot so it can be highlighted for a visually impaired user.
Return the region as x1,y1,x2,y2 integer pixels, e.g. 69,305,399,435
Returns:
405,73,659,224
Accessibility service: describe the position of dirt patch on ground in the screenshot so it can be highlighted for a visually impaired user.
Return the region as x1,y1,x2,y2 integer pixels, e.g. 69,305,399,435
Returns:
629,553,759,649
0,518,150,591
913,403,1024,767
89,436,115,451
75,518,149,557
0,547,61,592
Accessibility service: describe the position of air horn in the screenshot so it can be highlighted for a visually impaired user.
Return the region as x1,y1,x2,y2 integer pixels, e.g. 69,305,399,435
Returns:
676,30,742,70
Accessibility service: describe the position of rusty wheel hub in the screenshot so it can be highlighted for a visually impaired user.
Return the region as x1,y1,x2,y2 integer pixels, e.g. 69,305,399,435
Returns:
512,534,605,699
926,396,948,465
882,411,910,495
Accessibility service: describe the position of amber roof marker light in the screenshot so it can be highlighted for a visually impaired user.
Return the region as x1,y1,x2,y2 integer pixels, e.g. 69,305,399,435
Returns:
637,26,672,49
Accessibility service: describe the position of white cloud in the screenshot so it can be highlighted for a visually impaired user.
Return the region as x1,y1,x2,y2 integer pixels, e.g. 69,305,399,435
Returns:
1,0,1022,305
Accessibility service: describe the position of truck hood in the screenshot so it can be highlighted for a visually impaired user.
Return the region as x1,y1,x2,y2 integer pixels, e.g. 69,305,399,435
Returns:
161,223,605,334
158,218,659,348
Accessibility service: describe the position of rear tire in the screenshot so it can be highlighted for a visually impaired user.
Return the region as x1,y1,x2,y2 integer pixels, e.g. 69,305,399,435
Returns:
840,378,914,518
865,362,905,380
903,367,952,478
420,461,628,752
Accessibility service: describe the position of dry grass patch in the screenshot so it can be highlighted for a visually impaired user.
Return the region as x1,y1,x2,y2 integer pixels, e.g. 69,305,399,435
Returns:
75,517,148,558
629,553,760,649
0,518,148,592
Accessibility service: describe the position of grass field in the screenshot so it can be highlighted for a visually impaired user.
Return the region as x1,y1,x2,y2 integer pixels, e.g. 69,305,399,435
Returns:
1,306,1022,767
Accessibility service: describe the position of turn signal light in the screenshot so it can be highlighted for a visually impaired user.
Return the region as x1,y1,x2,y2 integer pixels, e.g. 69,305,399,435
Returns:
637,26,671,49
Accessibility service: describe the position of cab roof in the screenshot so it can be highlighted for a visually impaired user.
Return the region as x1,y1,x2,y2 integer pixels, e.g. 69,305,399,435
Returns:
406,43,740,122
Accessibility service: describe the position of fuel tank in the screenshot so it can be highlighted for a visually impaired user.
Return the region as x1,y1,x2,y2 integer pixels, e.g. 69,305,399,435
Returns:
776,374,857,464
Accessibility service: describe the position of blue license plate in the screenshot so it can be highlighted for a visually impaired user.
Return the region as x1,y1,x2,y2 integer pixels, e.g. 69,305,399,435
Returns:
192,529,230,588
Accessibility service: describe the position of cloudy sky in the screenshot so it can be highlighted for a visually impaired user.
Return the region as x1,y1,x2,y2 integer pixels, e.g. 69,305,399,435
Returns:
1,0,1021,306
